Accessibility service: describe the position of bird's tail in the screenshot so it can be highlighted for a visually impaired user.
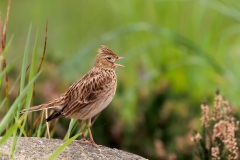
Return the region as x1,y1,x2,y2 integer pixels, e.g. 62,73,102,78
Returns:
20,97,65,114
20,103,52,114
46,111,63,122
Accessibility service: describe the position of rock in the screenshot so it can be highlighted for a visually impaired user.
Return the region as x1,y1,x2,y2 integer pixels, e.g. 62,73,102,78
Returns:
0,137,147,160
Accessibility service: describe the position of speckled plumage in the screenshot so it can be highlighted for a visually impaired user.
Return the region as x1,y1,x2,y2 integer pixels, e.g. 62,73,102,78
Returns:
21,45,124,147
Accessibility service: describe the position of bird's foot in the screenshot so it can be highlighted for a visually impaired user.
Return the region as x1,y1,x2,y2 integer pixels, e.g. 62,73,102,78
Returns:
80,139,102,148
89,140,102,148
80,138,89,143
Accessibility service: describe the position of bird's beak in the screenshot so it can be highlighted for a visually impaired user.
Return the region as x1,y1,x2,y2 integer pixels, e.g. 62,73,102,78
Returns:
115,56,124,67
114,63,125,67
117,56,124,60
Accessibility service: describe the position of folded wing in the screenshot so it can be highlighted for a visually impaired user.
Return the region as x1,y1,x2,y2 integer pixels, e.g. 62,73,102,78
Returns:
47,69,112,121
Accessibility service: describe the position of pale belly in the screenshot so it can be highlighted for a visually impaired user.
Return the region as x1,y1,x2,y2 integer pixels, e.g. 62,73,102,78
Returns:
70,90,115,120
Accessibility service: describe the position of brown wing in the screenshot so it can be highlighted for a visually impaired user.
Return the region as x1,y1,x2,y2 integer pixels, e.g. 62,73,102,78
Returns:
46,69,113,121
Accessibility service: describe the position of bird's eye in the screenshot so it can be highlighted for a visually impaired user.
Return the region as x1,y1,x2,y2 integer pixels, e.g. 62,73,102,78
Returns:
107,57,112,60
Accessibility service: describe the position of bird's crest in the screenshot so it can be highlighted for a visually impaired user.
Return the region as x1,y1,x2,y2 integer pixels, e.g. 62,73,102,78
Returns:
97,45,118,59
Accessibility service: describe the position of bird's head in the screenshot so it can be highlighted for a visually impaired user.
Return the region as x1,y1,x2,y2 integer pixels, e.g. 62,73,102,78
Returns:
94,45,124,69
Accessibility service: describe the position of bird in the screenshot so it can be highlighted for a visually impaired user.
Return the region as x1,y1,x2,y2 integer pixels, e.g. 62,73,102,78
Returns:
21,45,124,147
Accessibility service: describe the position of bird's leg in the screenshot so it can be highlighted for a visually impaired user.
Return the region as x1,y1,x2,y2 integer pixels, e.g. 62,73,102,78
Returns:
86,118,100,148
78,119,88,142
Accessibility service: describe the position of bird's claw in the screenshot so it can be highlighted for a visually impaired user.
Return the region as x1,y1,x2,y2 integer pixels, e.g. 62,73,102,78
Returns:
80,139,102,148
89,140,102,148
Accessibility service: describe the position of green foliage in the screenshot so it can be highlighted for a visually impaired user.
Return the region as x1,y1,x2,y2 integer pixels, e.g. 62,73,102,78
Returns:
0,21,78,159
1,0,240,159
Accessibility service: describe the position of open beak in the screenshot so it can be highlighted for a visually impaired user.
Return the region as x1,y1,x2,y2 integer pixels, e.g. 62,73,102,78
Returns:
115,57,124,67
114,63,125,67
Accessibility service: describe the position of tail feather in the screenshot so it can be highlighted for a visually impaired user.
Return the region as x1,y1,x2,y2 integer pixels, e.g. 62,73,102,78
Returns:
20,103,53,114
20,97,65,114
46,111,63,122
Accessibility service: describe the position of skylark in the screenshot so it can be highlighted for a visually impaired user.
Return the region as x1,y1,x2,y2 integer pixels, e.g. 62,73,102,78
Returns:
21,45,124,147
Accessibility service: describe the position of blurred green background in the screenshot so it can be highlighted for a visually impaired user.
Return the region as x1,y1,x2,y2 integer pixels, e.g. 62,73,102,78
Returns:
1,0,240,159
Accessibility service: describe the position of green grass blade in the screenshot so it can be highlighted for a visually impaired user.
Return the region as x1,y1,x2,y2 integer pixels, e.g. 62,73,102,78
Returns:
10,25,33,159
0,57,18,83
20,30,38,138
20,24,32,93
0,98,6,110
18,124,27,137
38,123,46,137
0,115,25,147
64,119,77,140
203,1,240,22
47,134,80,160
0,71,21,110
0,35,13,90
1,35,13,57
0,70,42,135
37,111,45,137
